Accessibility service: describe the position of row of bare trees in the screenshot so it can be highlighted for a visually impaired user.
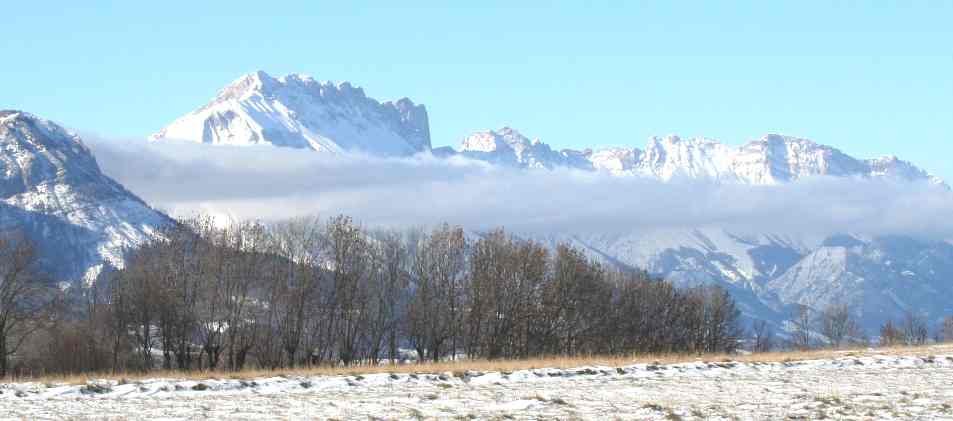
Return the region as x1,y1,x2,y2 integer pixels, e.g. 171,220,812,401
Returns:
461,231,743,359
879,311,935,347
5,215,953,377
2,215,746,376
0,234,44,378
773,303,952,351
787,303,865,350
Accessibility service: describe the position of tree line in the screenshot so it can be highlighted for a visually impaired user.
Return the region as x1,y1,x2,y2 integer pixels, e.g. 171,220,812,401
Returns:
1,215,745,377
753,302,953,352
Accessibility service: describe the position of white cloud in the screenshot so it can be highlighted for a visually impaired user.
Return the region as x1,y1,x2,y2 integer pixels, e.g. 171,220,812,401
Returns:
86,137,953,239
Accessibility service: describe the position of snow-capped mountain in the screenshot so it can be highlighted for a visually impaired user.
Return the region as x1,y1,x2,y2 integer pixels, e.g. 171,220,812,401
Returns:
446,128,943,185
455,127,588,169
0,111,170,283
150,71,431,156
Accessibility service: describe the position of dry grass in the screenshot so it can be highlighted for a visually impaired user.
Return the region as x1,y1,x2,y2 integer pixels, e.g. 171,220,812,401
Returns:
8,343,952,386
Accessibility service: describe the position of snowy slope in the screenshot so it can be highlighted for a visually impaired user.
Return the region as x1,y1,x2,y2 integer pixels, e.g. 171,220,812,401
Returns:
764,236,953,327
151,71,431,156
0,111,171,283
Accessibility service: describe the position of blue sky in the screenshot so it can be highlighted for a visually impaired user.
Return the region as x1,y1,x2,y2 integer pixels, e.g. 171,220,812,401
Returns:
3,1,951,178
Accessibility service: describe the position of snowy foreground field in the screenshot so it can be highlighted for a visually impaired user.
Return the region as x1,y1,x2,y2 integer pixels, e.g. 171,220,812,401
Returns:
3,349,953,420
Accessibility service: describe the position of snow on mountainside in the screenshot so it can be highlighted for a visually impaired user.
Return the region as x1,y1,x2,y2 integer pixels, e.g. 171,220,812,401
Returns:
0,111,170,283
150,71,431,156
450,128,944,185
457,127,589,170
540,228,953,332
764,236,953,327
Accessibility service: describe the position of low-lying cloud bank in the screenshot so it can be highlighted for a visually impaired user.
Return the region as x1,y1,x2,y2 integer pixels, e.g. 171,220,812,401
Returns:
87,137,953,239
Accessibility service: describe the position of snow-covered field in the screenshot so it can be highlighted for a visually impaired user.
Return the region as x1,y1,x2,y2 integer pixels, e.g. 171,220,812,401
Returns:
3,351,953,420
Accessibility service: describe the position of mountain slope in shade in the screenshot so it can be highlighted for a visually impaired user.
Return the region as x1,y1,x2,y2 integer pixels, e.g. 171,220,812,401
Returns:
541,228,953,331
151,71,431,156
448,128,944,185
763,236,953,328
0,110,171,283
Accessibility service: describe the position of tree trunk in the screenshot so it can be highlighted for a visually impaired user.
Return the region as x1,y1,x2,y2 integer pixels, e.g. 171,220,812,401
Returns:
0,339,8,379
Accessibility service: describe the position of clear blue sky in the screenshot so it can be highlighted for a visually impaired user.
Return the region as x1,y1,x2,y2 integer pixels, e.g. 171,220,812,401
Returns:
3,1,951,178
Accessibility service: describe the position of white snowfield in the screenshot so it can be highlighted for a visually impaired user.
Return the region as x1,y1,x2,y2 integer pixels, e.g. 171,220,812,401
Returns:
3,351,953,420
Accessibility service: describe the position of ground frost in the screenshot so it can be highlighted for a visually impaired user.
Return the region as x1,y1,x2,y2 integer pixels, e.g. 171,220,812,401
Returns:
2,354,952,420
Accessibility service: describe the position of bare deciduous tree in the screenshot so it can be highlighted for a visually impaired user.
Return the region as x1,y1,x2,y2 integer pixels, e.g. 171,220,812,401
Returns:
790,304,813,351
751,319,774,353
367,230,409,363
879,320,904,347
818,303,860,349
0,233,43,378
941,316,953,343
902,311,929,346
407,224,466,362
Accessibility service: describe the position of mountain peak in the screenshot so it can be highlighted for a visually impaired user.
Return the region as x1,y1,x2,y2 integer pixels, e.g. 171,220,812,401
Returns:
871,154,900,164
1,111,170,282
459,127,531,153
152,72,431,154
1,111,109,199
758,133,820,147
460,130,507,153
0,110,91,161
456,127,571,169
280,72,315,83
248,69,273,83
0,109,22,120
1,109,47,126
647,135,722,148
761,133,791,142
0,110,31,128
214,70,278,102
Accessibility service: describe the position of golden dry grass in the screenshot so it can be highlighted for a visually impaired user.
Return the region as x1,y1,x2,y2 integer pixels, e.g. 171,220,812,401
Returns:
8,343,952,385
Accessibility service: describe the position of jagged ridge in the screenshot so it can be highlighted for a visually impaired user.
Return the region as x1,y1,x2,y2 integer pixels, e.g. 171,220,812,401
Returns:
449,128,944,185
150,71,431,156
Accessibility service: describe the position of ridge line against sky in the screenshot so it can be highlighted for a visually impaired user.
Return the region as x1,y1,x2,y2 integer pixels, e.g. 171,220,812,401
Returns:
2,1,951,179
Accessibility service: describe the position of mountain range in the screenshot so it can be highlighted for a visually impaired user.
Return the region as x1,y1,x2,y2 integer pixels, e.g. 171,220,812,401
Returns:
6,71,950,333
440,127,944,186
150,70,942,188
